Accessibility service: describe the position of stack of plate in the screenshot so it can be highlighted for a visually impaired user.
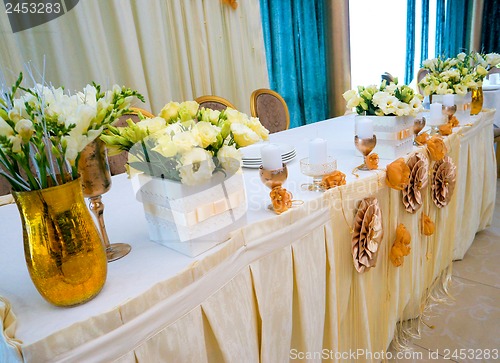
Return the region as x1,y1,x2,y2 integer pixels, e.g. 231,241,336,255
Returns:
240,143,296,168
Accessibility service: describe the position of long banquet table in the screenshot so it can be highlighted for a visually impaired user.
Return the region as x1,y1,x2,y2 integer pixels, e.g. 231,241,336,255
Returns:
0,110,496,362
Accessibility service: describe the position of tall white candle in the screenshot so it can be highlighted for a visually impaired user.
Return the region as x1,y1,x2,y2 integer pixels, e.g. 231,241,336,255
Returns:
309,138,327,164
442,94,454,107
261,144,282,170
429,102,443,126
356,117,374,139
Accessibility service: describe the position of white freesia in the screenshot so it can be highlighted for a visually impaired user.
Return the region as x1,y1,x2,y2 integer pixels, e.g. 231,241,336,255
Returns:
178,148,215,185
14,119,34,141
217,145,242,174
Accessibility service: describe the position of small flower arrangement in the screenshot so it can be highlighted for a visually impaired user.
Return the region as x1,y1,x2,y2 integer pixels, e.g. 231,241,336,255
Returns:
419,51,500,96
343,80,423,117
100,101,269,185
0,72,143,192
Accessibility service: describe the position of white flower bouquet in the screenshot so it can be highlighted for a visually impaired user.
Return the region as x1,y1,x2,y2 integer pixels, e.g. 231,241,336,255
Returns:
419,51,500,96
343,80,423,117
100,101,269,185
0,72,143,191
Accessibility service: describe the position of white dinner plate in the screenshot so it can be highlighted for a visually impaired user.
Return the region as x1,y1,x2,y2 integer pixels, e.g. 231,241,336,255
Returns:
483,84,500,91
242,151,296,165
240,142,295,160
242,153,296,168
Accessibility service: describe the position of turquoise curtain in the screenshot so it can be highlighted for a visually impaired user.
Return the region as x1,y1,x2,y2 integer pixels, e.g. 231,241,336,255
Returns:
435,0,445,56
405,0,416,84
420,0,429,64
481,0,500,53
259,0,328,128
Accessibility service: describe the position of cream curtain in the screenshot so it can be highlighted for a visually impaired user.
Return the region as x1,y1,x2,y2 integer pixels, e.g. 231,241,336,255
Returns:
325,0,351,117
0,0,269,114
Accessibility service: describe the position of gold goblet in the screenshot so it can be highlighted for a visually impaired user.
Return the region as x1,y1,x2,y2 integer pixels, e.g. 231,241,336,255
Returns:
259,164,288,210
413,116,426,146
442,104,457,122
354,135,377,171
79,140,131,262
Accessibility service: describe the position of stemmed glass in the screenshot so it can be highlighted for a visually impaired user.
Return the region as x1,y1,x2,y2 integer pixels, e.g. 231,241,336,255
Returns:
259,164,288,210
413,116,426,145
79,140,131,262
354,135,377,171
299,156,337,191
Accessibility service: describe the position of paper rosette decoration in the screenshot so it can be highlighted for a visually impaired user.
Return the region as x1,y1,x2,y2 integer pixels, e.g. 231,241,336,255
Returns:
402,153,429,213
431,155,457,208
351,197,384,273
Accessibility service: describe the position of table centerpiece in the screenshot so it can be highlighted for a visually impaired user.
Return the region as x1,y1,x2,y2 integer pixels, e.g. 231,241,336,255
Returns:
101,101,269,257
343,79,423,159
0,72,143,306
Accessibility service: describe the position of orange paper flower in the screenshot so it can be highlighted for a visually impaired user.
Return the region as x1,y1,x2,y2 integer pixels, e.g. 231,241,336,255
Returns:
366,153,379,170
415,132,429,146
386,158,411,190
439,122,453,136
421,212,435,236
390,223,411,267
221,0,238,9
321,170,346,190
426,135,447,161
270,186,292,214
449,115,459,127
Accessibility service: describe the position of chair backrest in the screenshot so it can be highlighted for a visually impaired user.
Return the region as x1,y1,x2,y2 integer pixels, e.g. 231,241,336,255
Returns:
381,72,395,83
416,68,429,94
250,89,290,133
195,95,235,112
107,107,155,176
0,178,11,197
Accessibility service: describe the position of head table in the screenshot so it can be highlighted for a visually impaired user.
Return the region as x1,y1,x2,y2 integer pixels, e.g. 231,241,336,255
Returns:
0,110,496,363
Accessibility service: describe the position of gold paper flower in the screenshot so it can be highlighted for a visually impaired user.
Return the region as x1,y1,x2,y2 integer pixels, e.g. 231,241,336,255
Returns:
439,122,453,136
270,186,292,214
449,115,459,127
351,197,384,273
321,170,347,190
366,153,379,170
426,135,447,161
402,153,429,213
390,224,411,267
386,158,411,190
222,0,238,9
431,155,457,208
421,212,435,236
415,131,429,146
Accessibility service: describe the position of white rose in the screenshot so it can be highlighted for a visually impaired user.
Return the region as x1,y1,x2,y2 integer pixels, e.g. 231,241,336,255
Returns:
230,123,261,147
159,101,181,121
485,53,500,67
152,135,178,158
225,108,248,124
178,148,215,185
194,121,221,148
179,101,199,119
342,89,357,102
453,84,468,96
136,117,166,135
247,117,269,140
435,82,449,95
172,130,200,152
217,145,242,174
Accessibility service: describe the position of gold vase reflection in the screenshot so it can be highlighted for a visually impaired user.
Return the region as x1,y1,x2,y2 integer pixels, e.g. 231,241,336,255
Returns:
470,87,483,115
13,178,107,307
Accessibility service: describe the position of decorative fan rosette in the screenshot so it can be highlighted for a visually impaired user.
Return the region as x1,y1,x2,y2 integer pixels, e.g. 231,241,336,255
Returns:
431,155,456,208
351,197,384,273
402,153,429,213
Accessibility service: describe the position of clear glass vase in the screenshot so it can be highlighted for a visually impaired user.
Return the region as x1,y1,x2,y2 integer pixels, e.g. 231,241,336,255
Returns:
13,178,107,307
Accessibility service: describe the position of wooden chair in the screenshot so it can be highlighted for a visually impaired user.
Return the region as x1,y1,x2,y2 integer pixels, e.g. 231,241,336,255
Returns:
250,88,290,133
195,95,235,111
0,178,13,205
107,107,155,176
381,72,395,83
416,68,429,95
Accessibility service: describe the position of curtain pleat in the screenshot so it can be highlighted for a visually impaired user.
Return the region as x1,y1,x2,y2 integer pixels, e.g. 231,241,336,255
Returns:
435,0,446,56
405,0,416,84
259,0,328,127
420,0,429,64
480,0,500,53
0,0,269,114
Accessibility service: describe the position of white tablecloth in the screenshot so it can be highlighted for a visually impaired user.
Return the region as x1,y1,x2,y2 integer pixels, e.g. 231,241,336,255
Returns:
0,111,496,362
483,88,500,127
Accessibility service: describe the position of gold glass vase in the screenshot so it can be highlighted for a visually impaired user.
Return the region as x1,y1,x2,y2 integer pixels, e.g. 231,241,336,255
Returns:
13,178,107,307
470,86,483,115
